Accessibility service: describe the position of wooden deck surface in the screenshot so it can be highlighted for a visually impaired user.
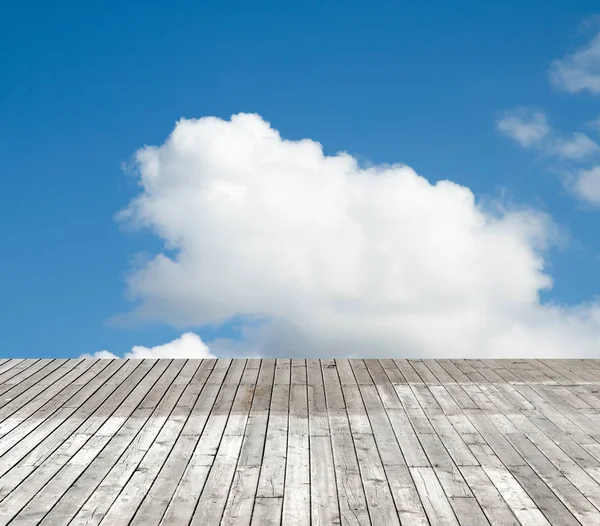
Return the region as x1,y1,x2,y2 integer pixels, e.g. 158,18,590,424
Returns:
1,359,600,524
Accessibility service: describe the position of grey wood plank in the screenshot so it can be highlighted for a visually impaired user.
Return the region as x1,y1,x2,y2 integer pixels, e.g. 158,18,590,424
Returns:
444,384,480,411
310,434,341,526
221,465,261,526
157,360,260,524
0,360,41,388
354,383,405,467
0,360,137,484
138,359,233,526
9,360,175,525
428,385,464,415
255,360,289,501
423,360,456,384
0,360,56,401
321,360,370,526
410,466,459,525
378,359,406,384
459,466,520,526
410,360,441,384
384,463,429,525
409,386,480,471
387,407,429,468
516,360,554,384
220,361,276,526
541,360,594,383
505,409,600,492
184,360,263,526
364,359,402,410
427,413,479,467
496,360,539,383
458,381,585,525
53,360,204,526
515,383,600,444
504,432,600,524
101,360,230,526
393,359,424,384
291,359,307,385
481,465,552,525
418,433,473,497
470,363,507,384
0,359,26,378
0,359,80,411
237,359,274,467
273,359,290,385
307,359,329,437
353,433,401,526
2,358,599,526
527,360,579,384
462,410,528,468
452,360,489,384
282,370,310,526
0,360,105,436
0,360,156,524
509,464,581,526
393,385,435,434
322,360,346,412
0,359,55,385
188,434,244,525
482,361,520,383
250,496,283,526
437,359,472,384
115,362,220,526
349,360,373,385
332,359,356,388
449,496,491,526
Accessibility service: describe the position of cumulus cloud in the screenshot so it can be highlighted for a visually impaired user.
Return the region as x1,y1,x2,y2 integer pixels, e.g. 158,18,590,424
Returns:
497,108,550,148
80,332,215,359
550,32,600,94
108,113,600,358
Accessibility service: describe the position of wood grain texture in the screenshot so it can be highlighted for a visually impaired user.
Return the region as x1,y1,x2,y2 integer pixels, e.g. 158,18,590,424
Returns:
0,359,598,524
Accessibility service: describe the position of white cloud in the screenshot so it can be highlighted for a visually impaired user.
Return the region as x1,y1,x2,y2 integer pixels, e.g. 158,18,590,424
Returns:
80,332,215,359
590,116,600,131
573,166,600,205
498,109,599,161
549,32,600,94
498,30,600,206
553,132,600,160
113,113,600,358
497,108,550,148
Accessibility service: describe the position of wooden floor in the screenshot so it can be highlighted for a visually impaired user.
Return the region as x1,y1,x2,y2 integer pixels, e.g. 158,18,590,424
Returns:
1,360,600,525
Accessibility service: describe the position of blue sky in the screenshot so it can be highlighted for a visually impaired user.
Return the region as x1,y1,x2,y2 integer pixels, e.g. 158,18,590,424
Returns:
2,1,600,359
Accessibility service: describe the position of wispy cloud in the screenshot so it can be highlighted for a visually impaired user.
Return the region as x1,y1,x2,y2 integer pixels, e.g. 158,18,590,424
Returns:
497,108,550,148
549,32,600,94
499,26,600,208
553,132,600,160
497,108,600,161
573,165,600,205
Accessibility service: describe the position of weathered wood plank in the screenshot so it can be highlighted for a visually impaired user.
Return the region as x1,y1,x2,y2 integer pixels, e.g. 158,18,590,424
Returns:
322,360,370,526
67,361,207,526
0,360,157,524
17,360,184,526
283,373,310,526
0,358,598,525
